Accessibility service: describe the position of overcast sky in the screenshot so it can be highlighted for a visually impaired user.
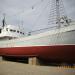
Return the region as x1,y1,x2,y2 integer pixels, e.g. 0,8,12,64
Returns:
0,0,75,31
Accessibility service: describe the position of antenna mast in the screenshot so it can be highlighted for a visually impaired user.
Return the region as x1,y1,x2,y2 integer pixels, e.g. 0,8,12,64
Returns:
2,13,6,28
56,0,61,28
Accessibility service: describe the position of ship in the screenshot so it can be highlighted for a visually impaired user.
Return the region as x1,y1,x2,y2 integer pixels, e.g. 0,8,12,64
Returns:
0,0,75,63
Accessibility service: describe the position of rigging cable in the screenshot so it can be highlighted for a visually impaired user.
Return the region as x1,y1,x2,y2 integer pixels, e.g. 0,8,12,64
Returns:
30,0,50,34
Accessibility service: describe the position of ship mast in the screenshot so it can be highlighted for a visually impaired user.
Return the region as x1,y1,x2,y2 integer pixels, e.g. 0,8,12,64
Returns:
0,13,6,33
56,0,61,28
2,13,6,28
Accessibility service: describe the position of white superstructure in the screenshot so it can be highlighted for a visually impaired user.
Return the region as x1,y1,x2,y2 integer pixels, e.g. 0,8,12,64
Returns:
0,25,25,40
0,21,75,48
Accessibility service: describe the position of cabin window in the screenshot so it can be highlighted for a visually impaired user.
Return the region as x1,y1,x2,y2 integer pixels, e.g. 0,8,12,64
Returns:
20,32,22,34
6,28,8,31
28,32,31,36
0,29,1,33
13,30,16,32
10,29,13,32
10,29,16,32
17,31,19,33
23,33,24,35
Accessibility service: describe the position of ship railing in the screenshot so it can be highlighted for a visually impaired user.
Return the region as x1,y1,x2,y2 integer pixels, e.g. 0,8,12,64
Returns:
28,20,75,36
28,25,58,35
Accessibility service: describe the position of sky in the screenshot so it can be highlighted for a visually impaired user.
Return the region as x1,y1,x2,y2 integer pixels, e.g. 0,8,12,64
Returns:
0,0,75,32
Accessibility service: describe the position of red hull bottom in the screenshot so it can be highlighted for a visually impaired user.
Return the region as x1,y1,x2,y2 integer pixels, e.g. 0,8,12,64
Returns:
0,45,75,63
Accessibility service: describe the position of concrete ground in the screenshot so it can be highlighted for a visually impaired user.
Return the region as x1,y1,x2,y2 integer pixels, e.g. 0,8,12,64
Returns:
0,60,75,75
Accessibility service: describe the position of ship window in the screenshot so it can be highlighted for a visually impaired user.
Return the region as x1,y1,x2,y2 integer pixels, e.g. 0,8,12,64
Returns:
0,29,1,33
6,28,8,31
23,33,24,35
20,32,22,34
13,30,16,32
10,29,16,32
10,29,13,32
28,32,31,36
17,31,19,33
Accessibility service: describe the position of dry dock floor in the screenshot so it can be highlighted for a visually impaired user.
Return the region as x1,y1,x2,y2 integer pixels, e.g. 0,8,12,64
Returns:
0,60,75,75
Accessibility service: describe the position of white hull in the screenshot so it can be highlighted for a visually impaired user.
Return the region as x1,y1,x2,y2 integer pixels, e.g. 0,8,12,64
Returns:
0,23,75,48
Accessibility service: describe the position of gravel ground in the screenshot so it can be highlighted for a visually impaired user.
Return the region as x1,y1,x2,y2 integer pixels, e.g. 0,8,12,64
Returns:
0,61,75,75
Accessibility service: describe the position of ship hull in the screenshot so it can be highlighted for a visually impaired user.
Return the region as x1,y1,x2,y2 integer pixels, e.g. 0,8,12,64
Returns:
1,45,75,63
0,25,75,62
